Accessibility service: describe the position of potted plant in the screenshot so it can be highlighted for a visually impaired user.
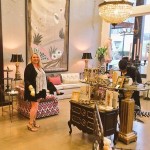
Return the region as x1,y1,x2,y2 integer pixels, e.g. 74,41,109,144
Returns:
95,47,107,63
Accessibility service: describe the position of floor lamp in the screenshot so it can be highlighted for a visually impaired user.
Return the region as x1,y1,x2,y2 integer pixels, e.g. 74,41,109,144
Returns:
10,54,24,80
82,53,92,69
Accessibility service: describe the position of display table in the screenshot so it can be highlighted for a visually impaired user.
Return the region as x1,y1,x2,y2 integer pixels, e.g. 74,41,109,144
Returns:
68,100,118,143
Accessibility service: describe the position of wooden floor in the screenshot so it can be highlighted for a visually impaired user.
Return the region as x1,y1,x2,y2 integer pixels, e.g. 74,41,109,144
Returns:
0,98,150,150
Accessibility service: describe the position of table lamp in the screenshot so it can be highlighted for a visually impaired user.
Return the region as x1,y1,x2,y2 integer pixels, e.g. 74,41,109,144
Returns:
10,54,24,80
82,53,92,68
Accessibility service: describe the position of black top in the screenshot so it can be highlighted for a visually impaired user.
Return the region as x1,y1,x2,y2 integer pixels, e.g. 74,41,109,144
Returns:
24,63,46,101
120,66,142,107
125,66,142,83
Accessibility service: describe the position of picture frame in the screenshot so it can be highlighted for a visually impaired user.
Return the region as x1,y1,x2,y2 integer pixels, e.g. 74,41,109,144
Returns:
116,76,125,88
26,0,70,72
71,91,80,101
80,85,90,100
105,90,113,107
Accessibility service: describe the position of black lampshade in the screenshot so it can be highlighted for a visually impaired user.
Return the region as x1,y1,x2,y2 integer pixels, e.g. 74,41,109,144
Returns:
82,53,92,59
10,54,24,62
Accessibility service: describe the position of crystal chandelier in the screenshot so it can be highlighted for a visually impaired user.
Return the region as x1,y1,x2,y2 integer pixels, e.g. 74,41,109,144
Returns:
99,0,133,26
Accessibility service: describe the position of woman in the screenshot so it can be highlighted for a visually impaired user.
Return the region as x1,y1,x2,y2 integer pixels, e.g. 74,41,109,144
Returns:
24,53,47,131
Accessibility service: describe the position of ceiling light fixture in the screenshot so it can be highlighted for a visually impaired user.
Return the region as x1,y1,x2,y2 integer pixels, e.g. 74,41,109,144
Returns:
99,0,133,27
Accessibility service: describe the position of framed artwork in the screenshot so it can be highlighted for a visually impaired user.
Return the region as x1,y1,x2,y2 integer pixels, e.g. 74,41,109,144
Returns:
71,91,80,101
116,76,125,88
26,0,70,72
105,90,113,107
80,85,90,100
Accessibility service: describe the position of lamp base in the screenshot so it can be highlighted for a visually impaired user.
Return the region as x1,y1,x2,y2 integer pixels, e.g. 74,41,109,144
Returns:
15,73,22,80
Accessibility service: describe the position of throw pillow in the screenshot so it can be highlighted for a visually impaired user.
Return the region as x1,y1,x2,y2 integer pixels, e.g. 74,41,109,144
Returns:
48,76,62,85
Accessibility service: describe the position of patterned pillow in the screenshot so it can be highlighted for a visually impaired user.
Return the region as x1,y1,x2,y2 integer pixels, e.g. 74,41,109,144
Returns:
47,74,63,82
48,76,62,85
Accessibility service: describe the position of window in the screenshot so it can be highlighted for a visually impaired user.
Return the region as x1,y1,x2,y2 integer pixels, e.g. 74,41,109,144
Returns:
109,17,135,70
108,0,150,72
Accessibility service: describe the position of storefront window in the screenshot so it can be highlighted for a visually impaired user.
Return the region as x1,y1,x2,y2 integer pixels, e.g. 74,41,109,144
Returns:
108,0,150,71
142,0,150,60
109,17,135,70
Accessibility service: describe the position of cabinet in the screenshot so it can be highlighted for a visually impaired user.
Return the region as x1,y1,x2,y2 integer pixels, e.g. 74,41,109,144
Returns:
68,100,118,143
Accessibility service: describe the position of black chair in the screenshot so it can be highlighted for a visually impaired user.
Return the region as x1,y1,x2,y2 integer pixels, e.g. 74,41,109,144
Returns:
0,85,13,122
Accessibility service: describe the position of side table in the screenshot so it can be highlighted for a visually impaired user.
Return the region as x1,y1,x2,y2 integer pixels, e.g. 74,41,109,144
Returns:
7,90,19,116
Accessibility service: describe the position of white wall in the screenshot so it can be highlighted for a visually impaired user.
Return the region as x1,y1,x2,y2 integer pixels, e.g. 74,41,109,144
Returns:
2,0,26,79
69,0,101,72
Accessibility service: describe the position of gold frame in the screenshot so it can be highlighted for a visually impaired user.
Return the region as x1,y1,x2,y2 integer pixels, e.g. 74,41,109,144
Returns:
116,76,125,88
71,91,80,101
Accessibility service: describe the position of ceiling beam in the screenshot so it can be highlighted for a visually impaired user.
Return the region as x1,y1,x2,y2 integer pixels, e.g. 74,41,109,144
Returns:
131,5,150,17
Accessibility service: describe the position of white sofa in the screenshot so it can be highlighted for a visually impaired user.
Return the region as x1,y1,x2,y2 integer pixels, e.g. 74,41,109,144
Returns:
47,73,86,100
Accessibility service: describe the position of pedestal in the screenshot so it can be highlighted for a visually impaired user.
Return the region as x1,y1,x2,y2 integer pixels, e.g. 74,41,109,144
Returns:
118,90,137,144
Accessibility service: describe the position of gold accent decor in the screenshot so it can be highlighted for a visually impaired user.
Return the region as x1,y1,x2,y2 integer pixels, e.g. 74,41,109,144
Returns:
118,90,137,144
71,91,80,101
98,0,133,26
116,76,125,88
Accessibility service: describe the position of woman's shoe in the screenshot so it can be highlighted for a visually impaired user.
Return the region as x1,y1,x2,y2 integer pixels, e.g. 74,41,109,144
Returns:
57,92,64,95
27,123,38,132
33,121,40,128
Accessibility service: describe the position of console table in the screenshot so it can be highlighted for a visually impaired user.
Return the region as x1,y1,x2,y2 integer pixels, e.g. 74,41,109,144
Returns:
68,100,118,143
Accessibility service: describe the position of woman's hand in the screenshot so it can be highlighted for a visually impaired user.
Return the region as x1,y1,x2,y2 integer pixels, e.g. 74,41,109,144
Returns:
28,85,35,96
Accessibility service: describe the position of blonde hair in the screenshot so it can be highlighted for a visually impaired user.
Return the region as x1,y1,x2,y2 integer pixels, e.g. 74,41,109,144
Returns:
30,53,43,68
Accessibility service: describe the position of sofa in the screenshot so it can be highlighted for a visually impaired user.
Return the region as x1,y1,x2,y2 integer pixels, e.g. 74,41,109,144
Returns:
47,73,86,100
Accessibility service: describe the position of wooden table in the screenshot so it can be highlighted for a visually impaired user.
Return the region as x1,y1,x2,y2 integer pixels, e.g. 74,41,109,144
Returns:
68,100,118,143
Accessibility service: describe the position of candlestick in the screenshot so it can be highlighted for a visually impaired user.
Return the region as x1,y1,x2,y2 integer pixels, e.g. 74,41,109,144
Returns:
139,43,142,60
145,52,148,60
129,43,132,58
137,38,140,56
134,44,137,60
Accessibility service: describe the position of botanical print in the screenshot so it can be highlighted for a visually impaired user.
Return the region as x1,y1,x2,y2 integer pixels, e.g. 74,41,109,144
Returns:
26,0,69,72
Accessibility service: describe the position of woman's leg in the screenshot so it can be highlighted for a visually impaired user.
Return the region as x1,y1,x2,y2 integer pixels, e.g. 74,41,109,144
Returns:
33,99,41,128
47,82,57,94
29,101,39,124
27,101,39,131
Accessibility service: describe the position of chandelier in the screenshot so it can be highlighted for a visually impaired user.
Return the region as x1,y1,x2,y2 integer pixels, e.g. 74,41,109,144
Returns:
99,0,133,26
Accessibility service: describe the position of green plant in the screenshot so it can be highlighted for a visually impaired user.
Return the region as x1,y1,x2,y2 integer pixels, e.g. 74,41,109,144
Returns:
95,47,107,58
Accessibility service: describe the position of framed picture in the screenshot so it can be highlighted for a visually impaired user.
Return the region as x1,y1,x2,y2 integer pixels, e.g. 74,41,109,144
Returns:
105,90,113,107
26,0,70,72
80,85,90,100
116,76,125,88
71,91,80,101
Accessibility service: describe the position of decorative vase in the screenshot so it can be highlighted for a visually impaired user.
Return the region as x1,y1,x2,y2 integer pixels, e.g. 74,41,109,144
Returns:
98,55,105,74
